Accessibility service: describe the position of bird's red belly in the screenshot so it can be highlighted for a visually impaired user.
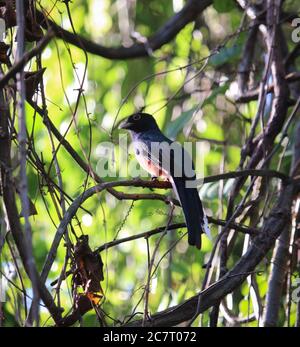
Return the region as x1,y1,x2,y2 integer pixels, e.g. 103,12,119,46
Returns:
137,155,169,179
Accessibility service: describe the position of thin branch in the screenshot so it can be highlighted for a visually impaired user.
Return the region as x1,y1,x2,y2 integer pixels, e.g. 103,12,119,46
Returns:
237,22,259,94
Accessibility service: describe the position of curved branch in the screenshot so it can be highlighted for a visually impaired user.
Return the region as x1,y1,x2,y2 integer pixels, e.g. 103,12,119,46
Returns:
37,0,212,59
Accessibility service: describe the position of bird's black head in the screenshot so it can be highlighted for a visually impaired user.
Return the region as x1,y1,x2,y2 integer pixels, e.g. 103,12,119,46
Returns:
119,112,159,133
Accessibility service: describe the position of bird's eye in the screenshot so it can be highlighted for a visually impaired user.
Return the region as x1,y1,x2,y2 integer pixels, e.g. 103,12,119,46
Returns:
133,114,141,121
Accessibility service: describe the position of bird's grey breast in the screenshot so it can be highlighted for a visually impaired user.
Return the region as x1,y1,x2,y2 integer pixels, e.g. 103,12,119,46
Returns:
131,132,151,158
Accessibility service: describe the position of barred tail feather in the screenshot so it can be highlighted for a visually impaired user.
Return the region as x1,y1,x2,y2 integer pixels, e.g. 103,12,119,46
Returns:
201,213,211,240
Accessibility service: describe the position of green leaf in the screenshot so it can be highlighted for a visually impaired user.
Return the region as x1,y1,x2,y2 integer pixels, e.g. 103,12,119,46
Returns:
202,83,229,107
166,107,197,138
213,0,235,13
210,45,242,67
165,83,228,139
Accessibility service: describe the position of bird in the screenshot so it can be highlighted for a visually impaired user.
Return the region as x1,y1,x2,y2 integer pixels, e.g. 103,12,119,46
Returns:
119,112,210,249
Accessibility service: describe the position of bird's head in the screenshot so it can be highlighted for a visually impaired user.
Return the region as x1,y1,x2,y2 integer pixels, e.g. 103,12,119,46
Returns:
119,112,159,133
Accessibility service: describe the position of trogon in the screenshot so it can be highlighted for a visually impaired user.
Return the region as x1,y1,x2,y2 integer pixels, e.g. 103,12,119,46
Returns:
119,112,210,249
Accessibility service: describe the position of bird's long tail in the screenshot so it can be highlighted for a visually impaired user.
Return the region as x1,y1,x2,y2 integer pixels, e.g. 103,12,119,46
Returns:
172,179,210,249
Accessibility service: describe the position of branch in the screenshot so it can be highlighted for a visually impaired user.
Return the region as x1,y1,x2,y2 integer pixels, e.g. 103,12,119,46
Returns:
36,0,212,59
237,22,259,94
202,169,288,184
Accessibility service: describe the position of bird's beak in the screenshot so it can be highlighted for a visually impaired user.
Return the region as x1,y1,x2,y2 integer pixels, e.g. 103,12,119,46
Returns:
119,117,132,130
